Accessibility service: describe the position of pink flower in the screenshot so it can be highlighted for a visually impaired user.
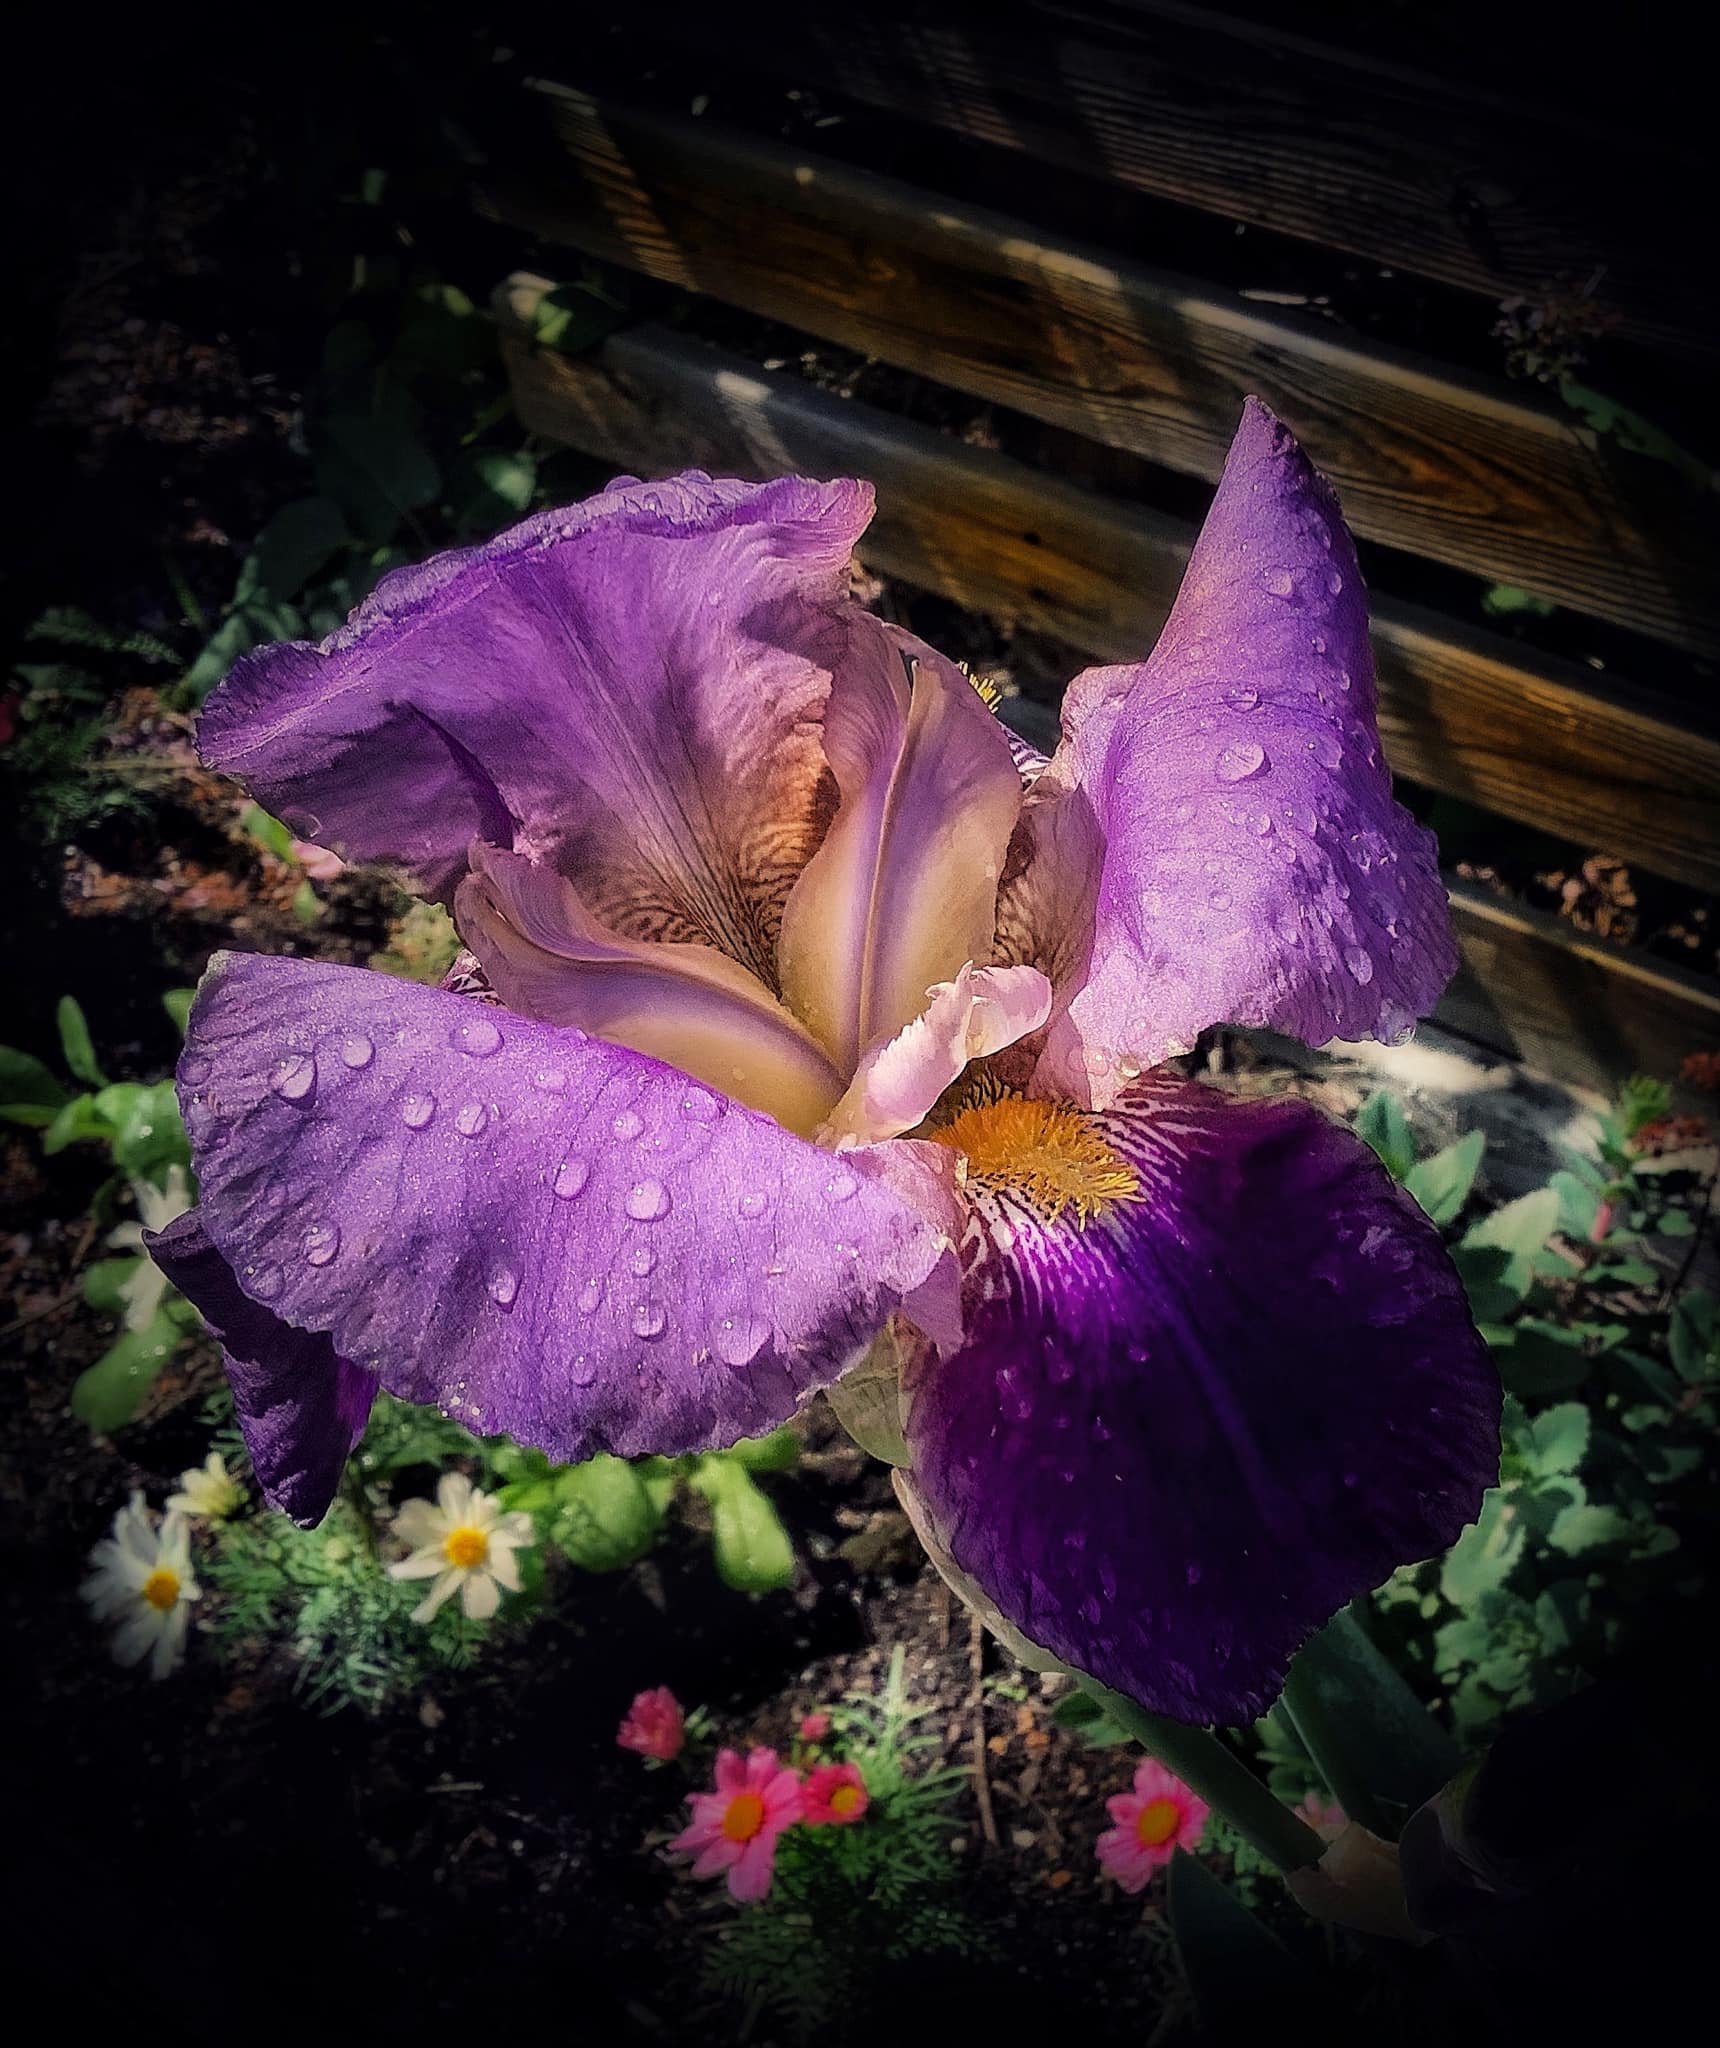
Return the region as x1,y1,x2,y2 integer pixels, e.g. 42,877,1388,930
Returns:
291,839,346,882
1095,1758,1210,1893
1295,1790,1348,1841
671,1747,803,1901
797,1711,832,1743
802,1761,869,1826
617,1686,685,1761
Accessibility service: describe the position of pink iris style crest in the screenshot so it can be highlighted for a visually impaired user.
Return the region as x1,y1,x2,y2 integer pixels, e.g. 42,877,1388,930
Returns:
151,400,1498,1727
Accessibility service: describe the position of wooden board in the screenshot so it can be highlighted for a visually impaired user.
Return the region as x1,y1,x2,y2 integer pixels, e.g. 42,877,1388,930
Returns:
479,86,1720,655
608,0,1714,368
498,291,1720,895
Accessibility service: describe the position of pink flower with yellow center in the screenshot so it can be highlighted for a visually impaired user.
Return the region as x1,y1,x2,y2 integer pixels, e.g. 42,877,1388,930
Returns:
797,1711,832,1744
802,1761,869,1825
1096,1758,1210,1893
671,1747,803,1901
618,1685,686,1761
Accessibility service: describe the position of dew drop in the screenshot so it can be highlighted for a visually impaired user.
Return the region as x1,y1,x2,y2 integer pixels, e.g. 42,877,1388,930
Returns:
625,1178,671,1221
737,1190,771,1220
302,1221,340,1267
455,1101,489,1138
824,1171,858,1203
452,1016,503,1058
1215,740,1267,783
1207,889,1233,911
487,1265,519,1308
632,1301,667,1340
715,1313,772,1367
1221,683,1260,712
569,1353,597,1386
271,1053,316,1102
630,1245,657,1278
532,1068,568,1093
1326,570,1344,596
246,1261,284,1301
180,1053,211,1087
1343,945,1376,985
1306,732,1343,770
576,1276,604,1315
611,1108,645,1141
1310,633,1327,654
1262,567,1295,597
339,1032,374,1070
1252,812,1272,836
552,1158,590,1200
401,1092,436,1130
680,1086,719,1123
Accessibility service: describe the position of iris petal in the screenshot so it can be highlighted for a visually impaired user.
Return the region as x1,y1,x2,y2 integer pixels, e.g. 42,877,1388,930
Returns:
175,952,958,1488
901,1073,1498,1723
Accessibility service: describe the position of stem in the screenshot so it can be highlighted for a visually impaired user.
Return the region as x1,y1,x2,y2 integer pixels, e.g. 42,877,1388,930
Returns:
1076,1677,1325,1871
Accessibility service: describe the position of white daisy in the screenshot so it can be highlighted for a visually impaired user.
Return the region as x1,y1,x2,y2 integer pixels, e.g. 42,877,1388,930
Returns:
80,1492,200,1679
387,1472,534,1623
106,1164,193,1331
166,1450,244,1522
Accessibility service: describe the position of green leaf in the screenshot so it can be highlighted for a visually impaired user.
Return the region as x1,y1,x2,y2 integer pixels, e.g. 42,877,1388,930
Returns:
468,449,538,513
56,996,106,1088
1548,1168,1601,1240
70,1307,184,1432
1403,1129,1486,1223
162,989,195,1036
1670,1292,1718,1384
292,879,324,923
552,1454,662,1571
1497,1321,1592,1396
93,1080,190,1177
179,608,260,703
0,1045,68,1112
1279,1605,1460,1835
1481,583,1558,619
1451,1242,1521,1320
240,802,299,861
1440,1491,1525,1607
42,1092,115,1155
1048,1689,1133,1746
1166,1850,1313,2025
82,1255,146,1317
253,496,352,602
693,1458,796,1592
1354,1090,1415,1180
1547,1503,1633,1556
1461,1189,1559,1292
722,1425,799,1473
1558,379,1716,490
1518,1401,1589,1478
312,410,440,546
529,280,629,356
1657,1208,1696,1238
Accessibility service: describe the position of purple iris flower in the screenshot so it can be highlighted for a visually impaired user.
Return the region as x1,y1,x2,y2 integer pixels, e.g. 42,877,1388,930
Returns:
153,400,1498,1723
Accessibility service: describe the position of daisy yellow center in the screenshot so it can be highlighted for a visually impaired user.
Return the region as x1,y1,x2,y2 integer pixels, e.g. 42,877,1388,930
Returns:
141,1567,180,1612
443,1525,489,1569
934,1095,1140,1222
722,1792,767,1843
828,1783,863,1817
1136,1798,1180,1848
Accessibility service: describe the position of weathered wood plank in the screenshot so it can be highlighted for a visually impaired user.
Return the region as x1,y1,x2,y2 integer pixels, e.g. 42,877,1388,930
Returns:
479,86,1720,654
612,0,1714,367
498,293,1720,894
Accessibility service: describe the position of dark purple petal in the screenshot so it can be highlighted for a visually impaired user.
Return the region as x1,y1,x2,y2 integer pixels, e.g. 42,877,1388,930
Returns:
146,1209,376,1525
902,1074,1498,1723
179,951,958,1466
1030,400,1455,1105
200,472,872,985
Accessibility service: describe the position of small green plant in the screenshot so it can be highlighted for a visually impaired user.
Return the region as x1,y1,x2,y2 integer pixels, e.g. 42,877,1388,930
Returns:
703,1648,985,2039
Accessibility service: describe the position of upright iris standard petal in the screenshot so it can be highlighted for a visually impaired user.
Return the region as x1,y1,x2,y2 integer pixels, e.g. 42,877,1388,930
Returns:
200,472,871,982
902,1074,1498,1724
145,1210,377,1525
174,953,958,1492
778,629,1023,1071
1027,401,1455,1105
457,842,846,1136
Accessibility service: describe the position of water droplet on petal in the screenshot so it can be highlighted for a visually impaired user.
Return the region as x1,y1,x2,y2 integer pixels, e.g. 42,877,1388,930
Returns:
452,1017,503,1057
1208,889,1232,911
632,1302,667,1340
553,1157,590,1200
1263,567,1295,597
302,1221,340,1267
246,1261,284,1301
680,1087,719,1122
180,1054,211,1087
611,1108,644,1141
631,1246,658,1281
339,1033,374,1069
1343,945,1376,985
1221,683,1260,712
625,1178,671,1221
576,1276,604,1314
272,1053,316,1102
824,1171,857,1203
1327,570,1344,596
455,1101,489,1137
715,1314,772,1367
533,1068,567,1093
402,1092,436,1130
1310,633,1327,654
1215,741,1267,783
569,1353,597,1386
487,1265,519,1308
737,1190,771,1220
1306,732,1344,770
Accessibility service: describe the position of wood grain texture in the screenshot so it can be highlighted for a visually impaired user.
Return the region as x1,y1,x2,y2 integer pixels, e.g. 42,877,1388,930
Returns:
478,85,1720,654
498,293,1720,894
617,0,1715,367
